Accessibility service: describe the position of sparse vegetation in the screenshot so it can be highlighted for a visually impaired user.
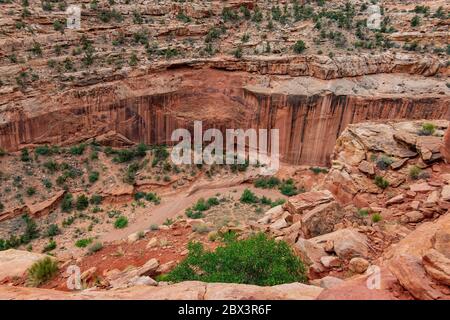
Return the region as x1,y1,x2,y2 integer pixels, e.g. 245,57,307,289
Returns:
27,257,58,286
114,216,128,229
374,176,389,189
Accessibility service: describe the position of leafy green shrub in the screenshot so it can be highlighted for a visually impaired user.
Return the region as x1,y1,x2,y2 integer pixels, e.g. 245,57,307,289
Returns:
76,194,89,211
61,193,73,212
75,238,93,248
114,216,128,229
207,197,220,207
88,171,99,183
43,160,59,173
26,187,36,196
254,176,280,189
411,15,420,27
0,148,6,156
35,145,52,156
164,233,306,286
279,179,299,196
46,224,60,237
409,165,422,180
42,240,56,253
310,167,328,174
419,123,436,136
293,40,306,53
376,155,393,170
240,189,259,204
69,144,86,155
372,213,382,223
374,176,389,189
21,148,31,162
357,208,369,217
134,191,146,200
90,194,103,205
27,257,58,286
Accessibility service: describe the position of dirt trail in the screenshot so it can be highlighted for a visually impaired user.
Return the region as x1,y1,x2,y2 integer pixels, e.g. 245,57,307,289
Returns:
100,183,284,242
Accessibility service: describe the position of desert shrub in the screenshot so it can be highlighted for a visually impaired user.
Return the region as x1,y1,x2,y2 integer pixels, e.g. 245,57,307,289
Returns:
222,8,239,22
376,155,393,170
90,194,103,205
207,197,220,207
186,208,204,219
114,216,128,229
411,15,420,27
254,176,280,189
240,189,259,204
372,213,382,223
42,240,56,253
310,167,329,174
150,224,159,230
69,144,86,155
75,238,93,248
43,160,59,173
374,176,389,189
134,191,146,200
409,165,422,180
88,242,103,254
0,148,5,156
279,179,299,196
88,171,99,183
163,218,173,226
61,193,73,212
124,162,139,184
42,179,52,189
293,40,306,53
46,224,60,237
145,192,158,202
26,187,36,196
164,233,306,286
21,148,31,162
27,257,58,286
35,145,52,156
0,201,4,212
418,123,436,136
76,194,89,211
357,208,370,217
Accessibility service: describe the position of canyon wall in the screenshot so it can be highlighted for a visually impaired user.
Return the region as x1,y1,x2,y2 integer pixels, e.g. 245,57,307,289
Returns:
1,59,449,166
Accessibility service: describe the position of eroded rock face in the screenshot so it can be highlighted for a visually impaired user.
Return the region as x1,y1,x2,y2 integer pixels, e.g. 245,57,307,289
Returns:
0,281,323,300
442,127,450,163
0,249,54,281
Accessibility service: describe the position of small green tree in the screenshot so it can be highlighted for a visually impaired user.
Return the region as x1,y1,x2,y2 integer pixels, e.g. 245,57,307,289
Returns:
293,40,306,54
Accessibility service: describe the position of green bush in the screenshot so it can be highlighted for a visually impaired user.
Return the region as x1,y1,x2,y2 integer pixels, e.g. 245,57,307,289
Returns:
372,213,382,223
254,176,280,189
240,189,259,204
61,193,73,212
88,171,99,183
26,187,36,196
279,179,299,196
90,194,103,205
411,15,420,27
374,176,389,189
293,40,306,54
376,155,393,170
46,224,60,237
114,216,128,229
409,165,422,180
42,240,56,253
419,123,436,136
21,148,31,162
76,194,89,211
75,238,93,248
27,257,58,286
164,233,307,286
0,148,6,156
69,144,86,155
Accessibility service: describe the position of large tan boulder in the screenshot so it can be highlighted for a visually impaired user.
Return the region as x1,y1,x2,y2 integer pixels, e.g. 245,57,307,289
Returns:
383,213,450,299
0,250,54,281
309,229,369,260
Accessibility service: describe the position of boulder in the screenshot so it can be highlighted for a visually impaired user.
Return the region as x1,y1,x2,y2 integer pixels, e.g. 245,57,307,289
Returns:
441,185,450,202
0,250,55,281
294,238,327,265
441,127,450,163
402,211,425,223
422,249,450,286
309,229,369,260
386,194,404,206
416,136,443,162
269,218,288,231
320,256,341,268
301,201,344,238
349,257,370,274
358,160,375,175
310,276,344,289
284,190,334,215
410,182,436,193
